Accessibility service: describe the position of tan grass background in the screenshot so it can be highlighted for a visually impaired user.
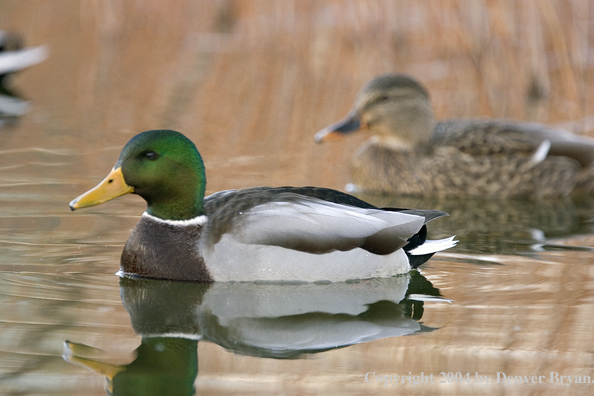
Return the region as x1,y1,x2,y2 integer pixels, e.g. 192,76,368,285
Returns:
2,0,594,193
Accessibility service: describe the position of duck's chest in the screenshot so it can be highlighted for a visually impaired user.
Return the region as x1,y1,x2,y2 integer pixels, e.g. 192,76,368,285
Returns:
350,142,429,195
120,214,213,281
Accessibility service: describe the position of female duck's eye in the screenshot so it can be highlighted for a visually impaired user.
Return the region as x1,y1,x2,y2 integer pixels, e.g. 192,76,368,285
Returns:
144,151,158,160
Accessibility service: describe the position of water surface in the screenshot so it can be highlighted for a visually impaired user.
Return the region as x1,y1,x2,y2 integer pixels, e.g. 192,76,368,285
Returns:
1,2,594,395
2,134,594,395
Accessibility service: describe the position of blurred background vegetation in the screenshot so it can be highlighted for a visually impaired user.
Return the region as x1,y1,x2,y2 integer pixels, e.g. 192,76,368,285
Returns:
0,0,593,192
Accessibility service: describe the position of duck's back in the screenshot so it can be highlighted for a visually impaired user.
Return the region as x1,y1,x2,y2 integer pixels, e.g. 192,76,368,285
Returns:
432,119,547,157
433,119,594,164
350,119,584,198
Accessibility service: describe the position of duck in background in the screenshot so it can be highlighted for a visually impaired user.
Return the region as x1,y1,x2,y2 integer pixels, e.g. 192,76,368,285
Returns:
0,30,47,79
69,129,456,282
0,30,48,126
315,73,594,198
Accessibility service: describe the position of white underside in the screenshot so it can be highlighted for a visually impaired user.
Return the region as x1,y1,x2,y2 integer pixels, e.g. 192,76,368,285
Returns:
202,233,411,282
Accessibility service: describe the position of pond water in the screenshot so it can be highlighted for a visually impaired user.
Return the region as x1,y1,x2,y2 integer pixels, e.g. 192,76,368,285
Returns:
2,110,594,396
2,3,594,396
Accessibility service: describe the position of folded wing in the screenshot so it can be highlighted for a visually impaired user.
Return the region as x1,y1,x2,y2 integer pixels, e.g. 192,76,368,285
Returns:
230,196,425,255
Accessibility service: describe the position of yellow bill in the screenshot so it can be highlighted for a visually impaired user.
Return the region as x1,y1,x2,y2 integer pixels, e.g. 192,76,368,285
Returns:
69,167,134,210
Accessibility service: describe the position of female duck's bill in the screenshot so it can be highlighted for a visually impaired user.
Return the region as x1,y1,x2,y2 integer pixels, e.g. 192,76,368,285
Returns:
70,129,456,282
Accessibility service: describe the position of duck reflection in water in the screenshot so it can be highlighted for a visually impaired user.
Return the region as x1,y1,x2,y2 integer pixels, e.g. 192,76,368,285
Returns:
63,272,446,395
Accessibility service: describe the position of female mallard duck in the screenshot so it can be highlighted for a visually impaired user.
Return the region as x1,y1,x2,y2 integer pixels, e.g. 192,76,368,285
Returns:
69,130,455,282
315,73,594,198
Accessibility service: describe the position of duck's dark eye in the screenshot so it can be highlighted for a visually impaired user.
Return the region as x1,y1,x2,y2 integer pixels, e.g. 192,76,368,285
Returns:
378,95,389,102
144,151,158,160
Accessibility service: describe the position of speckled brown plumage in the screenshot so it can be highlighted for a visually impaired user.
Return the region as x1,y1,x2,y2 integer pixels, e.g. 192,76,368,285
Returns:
316,73,594,198
350,137,580,198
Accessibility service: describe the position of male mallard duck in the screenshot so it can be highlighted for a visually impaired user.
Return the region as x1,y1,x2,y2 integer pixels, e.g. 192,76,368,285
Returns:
315,73,594,198
69,130,456,282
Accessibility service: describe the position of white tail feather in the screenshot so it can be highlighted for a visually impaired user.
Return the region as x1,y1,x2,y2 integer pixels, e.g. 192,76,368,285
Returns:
409,236,457,255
